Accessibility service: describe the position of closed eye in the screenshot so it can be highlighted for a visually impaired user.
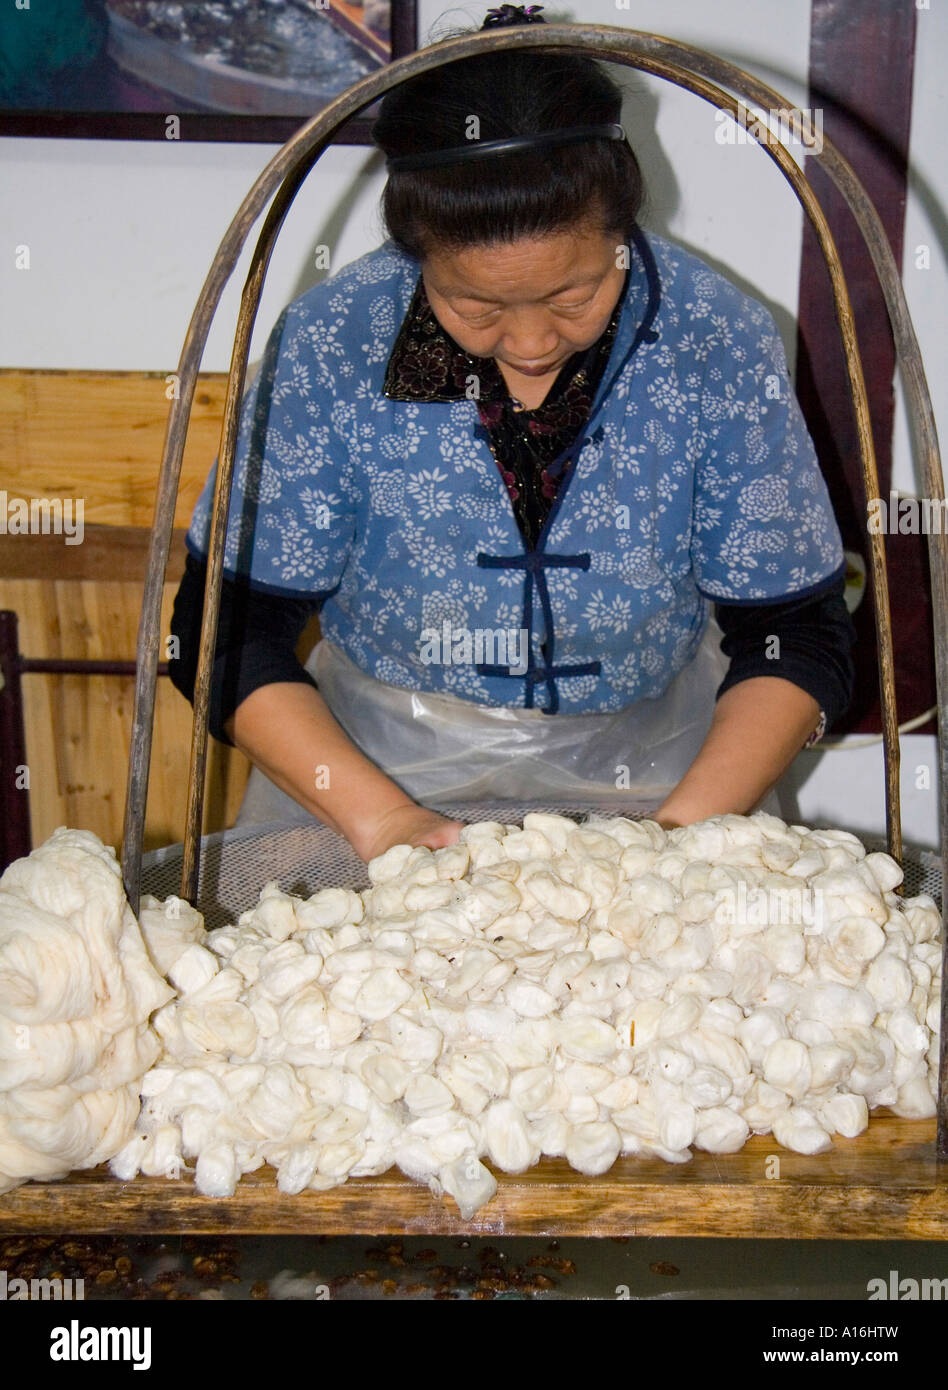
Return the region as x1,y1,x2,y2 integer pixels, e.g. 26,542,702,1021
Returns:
550,295,596,312
459,294,596,322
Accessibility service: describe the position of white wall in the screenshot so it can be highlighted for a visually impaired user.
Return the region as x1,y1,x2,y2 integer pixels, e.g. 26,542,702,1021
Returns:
0,0,816,372
1,0,944,847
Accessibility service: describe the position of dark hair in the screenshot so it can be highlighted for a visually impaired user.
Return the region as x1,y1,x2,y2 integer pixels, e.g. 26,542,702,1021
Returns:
371,15,645,260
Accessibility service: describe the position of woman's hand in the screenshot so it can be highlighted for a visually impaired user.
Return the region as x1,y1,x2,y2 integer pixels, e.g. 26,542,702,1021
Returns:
227,683,464,861
652,676,821,828
354,805,464,863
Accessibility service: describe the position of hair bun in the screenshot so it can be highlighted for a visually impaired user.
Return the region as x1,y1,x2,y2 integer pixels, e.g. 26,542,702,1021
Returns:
481,4,547,29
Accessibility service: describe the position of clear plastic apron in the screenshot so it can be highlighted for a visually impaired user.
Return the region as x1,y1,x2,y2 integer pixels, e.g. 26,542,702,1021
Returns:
235,615,782,826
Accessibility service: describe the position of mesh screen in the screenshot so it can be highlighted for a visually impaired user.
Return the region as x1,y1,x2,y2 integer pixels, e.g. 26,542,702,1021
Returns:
140,801,943,931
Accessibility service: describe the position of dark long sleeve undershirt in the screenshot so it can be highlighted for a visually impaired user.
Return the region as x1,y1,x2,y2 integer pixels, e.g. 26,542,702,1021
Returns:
714,576,855,731
168,553,325,746
170,552,856,746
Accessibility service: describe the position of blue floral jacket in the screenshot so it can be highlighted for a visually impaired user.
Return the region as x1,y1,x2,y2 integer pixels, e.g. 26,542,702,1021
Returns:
186,229,845,715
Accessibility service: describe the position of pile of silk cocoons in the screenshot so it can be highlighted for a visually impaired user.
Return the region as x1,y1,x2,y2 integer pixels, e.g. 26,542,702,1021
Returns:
109,811,941,1219
0,830,174,1194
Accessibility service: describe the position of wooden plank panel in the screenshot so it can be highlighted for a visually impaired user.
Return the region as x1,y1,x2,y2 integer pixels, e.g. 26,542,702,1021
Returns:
0,1118,943,1238
0,526,187,583
0,577,248,851
0,370,248,851
0,577,160,660
0,369,226,529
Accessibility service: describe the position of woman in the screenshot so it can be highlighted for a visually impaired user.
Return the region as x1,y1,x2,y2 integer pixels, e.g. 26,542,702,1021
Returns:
170,5,855,862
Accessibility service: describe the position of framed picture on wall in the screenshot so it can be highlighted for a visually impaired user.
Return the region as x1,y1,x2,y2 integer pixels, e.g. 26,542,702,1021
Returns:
0,0,418,142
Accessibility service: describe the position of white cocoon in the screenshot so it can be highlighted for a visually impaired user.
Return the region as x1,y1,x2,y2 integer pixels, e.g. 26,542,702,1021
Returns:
808,1043,855,1091
564,1121,621,1175
503,981,556,1018
683,1067,732,1110
892,1076,936,1119
558,1016,618,1062
659,1100,697,1152
865,954,913,1011
738,1008,789,1067
194,1142,238,1197
167,945,219,997
521,872,591,922
772,1107,832,1155
763,1039,812,1099
510,1065,556,1113
818,1092,868,1138
404,1074,454,1116
354,969,413,1021
530,1110,570,1157
694,1107,749,1153
299,888,364,929
483,1099,538,1173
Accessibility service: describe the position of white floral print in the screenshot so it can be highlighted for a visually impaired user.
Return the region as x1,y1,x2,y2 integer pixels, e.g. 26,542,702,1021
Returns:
187,232,844,710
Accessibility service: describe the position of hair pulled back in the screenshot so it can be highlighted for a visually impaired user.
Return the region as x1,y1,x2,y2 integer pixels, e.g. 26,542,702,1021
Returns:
371,10,644,260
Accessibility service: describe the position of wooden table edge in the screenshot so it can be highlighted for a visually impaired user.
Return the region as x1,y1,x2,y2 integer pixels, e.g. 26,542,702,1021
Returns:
2,1118,945,1238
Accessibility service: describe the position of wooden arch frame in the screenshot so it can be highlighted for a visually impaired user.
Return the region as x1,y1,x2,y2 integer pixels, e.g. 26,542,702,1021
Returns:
119,24,947,1145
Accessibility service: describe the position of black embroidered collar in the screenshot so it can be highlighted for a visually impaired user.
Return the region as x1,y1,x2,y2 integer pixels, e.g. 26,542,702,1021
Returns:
381,252,634,549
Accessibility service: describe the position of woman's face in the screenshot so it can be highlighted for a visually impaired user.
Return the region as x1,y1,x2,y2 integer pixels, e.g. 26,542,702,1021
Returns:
421,221,626,386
